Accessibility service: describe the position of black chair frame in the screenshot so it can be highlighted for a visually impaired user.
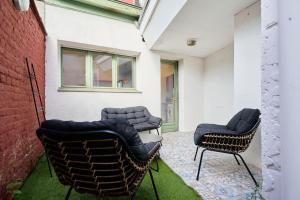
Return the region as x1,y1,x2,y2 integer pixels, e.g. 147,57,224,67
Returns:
194,119,261,187
37,128,161,200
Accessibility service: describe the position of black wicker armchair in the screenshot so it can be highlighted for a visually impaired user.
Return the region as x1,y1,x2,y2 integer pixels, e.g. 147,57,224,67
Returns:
193,108,261,186
36,118,161,200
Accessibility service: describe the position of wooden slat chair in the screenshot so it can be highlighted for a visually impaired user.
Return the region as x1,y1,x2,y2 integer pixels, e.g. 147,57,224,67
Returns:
36,118,161,200
193,108,261,186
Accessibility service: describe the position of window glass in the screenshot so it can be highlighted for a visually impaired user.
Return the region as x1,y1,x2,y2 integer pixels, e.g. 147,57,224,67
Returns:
117,57,134,88
93,54,113,87
62,49,86,86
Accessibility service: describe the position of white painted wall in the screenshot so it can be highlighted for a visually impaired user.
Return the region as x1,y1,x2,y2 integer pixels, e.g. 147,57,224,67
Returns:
178,57,204,132
34,0,45,24
279,1,300,199
234,2,262,168
45,5,161,121
203,44,234,124
44,4,204,133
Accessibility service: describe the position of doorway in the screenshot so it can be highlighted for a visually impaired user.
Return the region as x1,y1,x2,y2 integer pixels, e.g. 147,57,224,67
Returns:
161,60,178,133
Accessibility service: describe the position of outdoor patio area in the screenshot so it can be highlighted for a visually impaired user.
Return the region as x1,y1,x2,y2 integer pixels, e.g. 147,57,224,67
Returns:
1,0,300,199
14,131,262,200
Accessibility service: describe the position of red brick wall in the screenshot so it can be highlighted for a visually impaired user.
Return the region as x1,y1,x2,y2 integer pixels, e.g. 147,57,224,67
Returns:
0,0,46,199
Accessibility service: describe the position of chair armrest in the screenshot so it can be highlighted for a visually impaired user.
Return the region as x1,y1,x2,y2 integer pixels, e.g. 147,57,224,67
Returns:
126,142,161,172
148,116,162,127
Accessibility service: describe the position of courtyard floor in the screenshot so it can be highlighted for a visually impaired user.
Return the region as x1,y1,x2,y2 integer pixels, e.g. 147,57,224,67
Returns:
158,131,263,200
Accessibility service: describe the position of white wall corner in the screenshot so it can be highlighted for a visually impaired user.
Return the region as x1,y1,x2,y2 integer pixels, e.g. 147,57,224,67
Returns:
179,56,204,132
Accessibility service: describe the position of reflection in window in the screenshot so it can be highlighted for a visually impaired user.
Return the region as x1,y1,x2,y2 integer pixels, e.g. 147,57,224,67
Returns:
93,54,112,87
62,49,86,86
117,57,133,88
61,47,136,90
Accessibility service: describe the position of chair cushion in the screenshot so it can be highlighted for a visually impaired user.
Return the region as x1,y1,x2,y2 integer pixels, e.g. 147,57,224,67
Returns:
226,108,261,133
134,122,159,132
194,124,236,145
40,118,153,161
144,142,161,158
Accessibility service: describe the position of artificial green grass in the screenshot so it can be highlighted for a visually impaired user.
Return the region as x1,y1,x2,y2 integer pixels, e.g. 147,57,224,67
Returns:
14,156,202,200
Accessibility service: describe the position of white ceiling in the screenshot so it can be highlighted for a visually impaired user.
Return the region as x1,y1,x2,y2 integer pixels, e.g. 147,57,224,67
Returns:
152,0,258,58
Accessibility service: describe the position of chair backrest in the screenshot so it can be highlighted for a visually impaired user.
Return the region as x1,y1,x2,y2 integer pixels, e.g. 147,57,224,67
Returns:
226,108,261,134
101,106,151,125
36,119,148,197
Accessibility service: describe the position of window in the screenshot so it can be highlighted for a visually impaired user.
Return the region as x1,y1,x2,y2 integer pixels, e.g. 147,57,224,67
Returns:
93,54,113,87
62,49,86,86
117,57,134,88
61,47,136,91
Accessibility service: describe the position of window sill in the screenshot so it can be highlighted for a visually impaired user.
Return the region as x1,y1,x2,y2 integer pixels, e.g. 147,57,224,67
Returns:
58,87,142,93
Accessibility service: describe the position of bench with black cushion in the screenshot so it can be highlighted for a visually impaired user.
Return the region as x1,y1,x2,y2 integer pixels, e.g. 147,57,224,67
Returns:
101,106,162,135
193,108,261,186
36,118,161,200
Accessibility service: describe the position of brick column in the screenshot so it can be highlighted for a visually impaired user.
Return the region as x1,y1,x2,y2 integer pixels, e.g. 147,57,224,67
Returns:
0,0,46,199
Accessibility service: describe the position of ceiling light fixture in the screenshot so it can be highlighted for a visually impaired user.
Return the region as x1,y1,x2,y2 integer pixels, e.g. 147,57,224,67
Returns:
187,39,197,47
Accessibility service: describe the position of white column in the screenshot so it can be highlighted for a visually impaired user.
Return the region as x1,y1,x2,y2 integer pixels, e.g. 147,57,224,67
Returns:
261,0,281,199
279,0,300,199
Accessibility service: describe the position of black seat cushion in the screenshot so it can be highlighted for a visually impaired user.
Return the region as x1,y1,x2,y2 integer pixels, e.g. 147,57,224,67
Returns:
40,118,158,161
101,106,161,132
226,108,261,133
194,108,261,145
134,122,159,132
194,124,236,145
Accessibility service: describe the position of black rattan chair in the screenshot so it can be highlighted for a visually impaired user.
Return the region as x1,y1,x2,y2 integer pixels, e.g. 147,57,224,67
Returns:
36,118,161,200
193,108,261,186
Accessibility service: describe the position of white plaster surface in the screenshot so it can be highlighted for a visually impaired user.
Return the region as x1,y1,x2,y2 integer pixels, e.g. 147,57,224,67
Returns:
261,0,281,199
44,4,204,134
142,0,187,49
234,2,262,169
279,0,300,199
203,44,234,124
178,57,204,132
44,5,161,121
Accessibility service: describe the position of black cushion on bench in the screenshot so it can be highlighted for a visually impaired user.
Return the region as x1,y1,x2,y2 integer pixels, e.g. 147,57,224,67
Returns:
40,118,157,162
101,106,161,132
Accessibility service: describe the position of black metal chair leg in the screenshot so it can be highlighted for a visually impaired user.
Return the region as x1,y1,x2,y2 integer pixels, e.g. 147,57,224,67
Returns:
65,187,73,200
130,192,137,200
151,157,159,172
149,169,159,200
194,147,199,161
156,128,159,135
236,154,259,187
45,152,53,177
196,149,207,180
233,154,241,165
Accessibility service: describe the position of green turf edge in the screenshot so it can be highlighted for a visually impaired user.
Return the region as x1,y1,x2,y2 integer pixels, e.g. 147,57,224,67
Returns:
14,155,203,200
158,158,202,198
